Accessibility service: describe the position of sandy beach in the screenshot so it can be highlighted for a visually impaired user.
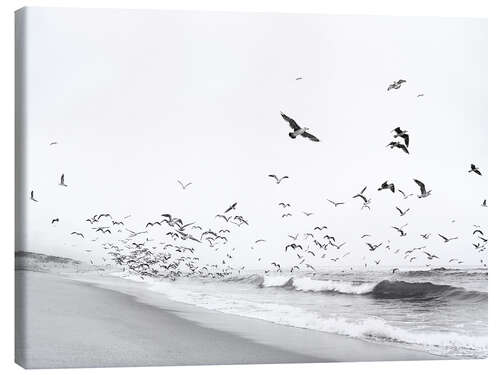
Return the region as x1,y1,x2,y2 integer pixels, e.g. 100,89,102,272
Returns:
15,270,440,369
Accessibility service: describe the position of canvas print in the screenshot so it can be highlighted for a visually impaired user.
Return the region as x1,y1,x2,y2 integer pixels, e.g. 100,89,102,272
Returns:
15,7,487,369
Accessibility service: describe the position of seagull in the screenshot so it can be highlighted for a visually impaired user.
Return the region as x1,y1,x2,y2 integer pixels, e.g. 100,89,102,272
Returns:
255,239,266,244
215,214,232,222
438,234,458,243
473,229,484,236
396,207,410,216
423,251,439,260
327,199,345,207
59,174,68,187
387,141,409,154
280,112,320,142
268,174,289,184
392,268,399,274
414,179,431,198
49,141,58,146
51,218,59,224
353,186,369,203
378,181,395,193
468,164,482,176
331,242,346,250
387,79,406,91
30,190,38,202
305,264,316,271
278,202,291,208
420,233,431,239
282,213,292,218
392,225,408,237
288,233,299,241
295,77,303,81
391,127,409,147
314,226,327,231
366,242,382,251
398,189,414,199
302,211,314,216
224,202,237,214
285,244,303,252
361,234,371,238
417,94,424,98
481,199,487,207
71,232,84,238
177,180,192,190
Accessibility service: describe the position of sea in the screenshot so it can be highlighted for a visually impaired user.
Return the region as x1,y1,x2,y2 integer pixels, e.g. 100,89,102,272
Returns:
123,267,487,359
16,252,488,359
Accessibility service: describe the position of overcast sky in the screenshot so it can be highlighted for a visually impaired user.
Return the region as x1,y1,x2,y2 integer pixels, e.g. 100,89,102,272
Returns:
18,7,487,269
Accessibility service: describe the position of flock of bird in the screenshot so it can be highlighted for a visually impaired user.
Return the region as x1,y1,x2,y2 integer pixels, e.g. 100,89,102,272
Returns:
29,78,487,280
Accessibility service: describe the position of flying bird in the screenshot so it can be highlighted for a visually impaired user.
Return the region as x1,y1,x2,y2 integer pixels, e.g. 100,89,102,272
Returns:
224,202,237,214
468,164,482,176
387,141,409,154
378,181,395,193
51,218,59,224
391,127,410,147
396,207,410,216
314,226,327,231
280,112,320,142
278,202,291,208
481,199,487,207
215,214,232,222
71,232,84,238
58,174,68,187
387,79,406,91
414,179,431,198
268,174,289,184
353,186,369,203
327,199,345,207
366,242,382,251
30,190,38,202
392,225,408,237
177,180,192,190
398,189,413,199
438,234,458,243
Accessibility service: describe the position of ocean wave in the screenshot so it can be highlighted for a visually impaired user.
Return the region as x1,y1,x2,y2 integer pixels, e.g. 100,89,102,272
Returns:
225,274,486,302
400,268,488,277
145,279,487,358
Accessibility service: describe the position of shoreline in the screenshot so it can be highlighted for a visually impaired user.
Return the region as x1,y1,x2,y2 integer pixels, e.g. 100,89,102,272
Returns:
16,270,441,369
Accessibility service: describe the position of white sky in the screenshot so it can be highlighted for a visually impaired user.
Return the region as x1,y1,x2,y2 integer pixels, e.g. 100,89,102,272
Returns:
18,7,487,270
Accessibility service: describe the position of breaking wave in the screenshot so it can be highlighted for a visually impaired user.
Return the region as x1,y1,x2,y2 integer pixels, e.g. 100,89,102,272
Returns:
223,274,487,302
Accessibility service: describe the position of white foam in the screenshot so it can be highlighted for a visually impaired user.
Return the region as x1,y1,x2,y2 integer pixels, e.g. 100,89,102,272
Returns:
144,279,487,358
261,275,291,287
292,277,377,294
